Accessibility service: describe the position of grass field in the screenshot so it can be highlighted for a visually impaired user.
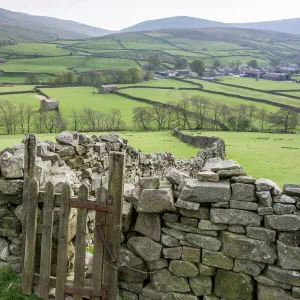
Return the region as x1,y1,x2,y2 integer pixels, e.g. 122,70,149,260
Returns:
40,87,150,127
0,73,55,83
221,76,300,91
0,43,70,56
0,268,39,300
0,93,40,109
1,130,299,186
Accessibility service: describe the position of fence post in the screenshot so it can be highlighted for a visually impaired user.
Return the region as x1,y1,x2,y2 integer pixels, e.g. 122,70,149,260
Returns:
38,181,55,299
22,177,39,295
55,183,72,300
102,152,126,300
22,134,37,267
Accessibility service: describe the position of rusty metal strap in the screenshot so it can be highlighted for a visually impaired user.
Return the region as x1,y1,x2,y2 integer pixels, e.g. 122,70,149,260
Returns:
70,200,112,212
65,286,107,298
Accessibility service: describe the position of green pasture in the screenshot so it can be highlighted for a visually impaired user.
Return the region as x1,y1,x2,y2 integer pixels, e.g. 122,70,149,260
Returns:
197,131,300,187
0,56,139,74
0,85,36,92
193,79,300,108
118,79,195,89
121,86,278,112
40,87,149,127
1,130,299,186
0,43,70,56
0,73,55,83
0,93,40,109
221,76,300,91
73,38,124,50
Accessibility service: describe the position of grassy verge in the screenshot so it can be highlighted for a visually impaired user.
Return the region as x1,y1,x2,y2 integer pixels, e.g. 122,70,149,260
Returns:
0,268,40,300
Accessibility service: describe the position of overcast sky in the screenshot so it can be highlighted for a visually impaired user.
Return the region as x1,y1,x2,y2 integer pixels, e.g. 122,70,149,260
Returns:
1,0,300,30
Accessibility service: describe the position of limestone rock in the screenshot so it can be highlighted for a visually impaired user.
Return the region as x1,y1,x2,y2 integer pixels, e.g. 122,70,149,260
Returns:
203,158,241,172
0,238,9,261
127,237,162,262
141,283,167,300
210,208,262,226
189,275,212,296
178,179,231,203
151,268,190,293
164,221,218,236
233,259,265,277
228,225,245,233
255,275,291,289
265,265,300,286
162,293,198,300
273,194,295,204
0,180,23,195
139,177,160,190
214,269,254,300
265,214,300,231
196,171,219,182
179,208,209,220
231,183,256,202
118,246,149,282
273,203,296,215
246,227,276,242
283,184,300,196
231,176,256,184
181,247,201,263
165,168,190,185
257,284,295,300
147,258,168,271
119,291,138,300
163,247,182,260
137,189,176,213
217,168,247,179
56,131,79,146
293,287,300,298
135,213,161,242
169,260,199,277
230,200,257,211
161,234,180,247
221,232,277,264
278,231,300,247
122,201,133,233
198,263,216,276
181,217,198,228
198,220,227,231
255,178,282,195
258,204,273,215
1,155,23,179
175,199,200,211
162,213,179,223
277,240,300,270
161,227,185,240
256,191,272,206
186,234,222,251
202,249,233,270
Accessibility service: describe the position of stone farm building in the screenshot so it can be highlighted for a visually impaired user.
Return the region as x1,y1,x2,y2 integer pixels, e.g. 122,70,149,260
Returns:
40,98,59,111
98,84,118,94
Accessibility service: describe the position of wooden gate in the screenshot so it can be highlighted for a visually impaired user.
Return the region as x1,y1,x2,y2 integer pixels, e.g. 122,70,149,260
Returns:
21,135,125,300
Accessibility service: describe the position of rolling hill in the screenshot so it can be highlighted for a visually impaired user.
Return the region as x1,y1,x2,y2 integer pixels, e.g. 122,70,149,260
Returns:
123,16,300,36
0,8,112,42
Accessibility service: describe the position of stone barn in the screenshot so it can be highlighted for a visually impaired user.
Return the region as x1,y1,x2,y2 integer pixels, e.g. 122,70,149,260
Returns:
98,84,118,94
41,98,59,111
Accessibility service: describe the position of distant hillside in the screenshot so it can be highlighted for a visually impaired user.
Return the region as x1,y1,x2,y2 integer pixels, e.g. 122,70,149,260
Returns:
233,18,300,36
122,16,226,32
0,8,112,42
123,16,300,36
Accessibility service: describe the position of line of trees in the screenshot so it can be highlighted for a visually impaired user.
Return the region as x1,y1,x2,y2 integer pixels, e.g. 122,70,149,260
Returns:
132,97,299,133
25,68,143,85
0,100,126,135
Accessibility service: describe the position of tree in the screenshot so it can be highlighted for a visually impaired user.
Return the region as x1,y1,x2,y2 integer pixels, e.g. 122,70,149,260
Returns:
133,107,153,130
25,73,39,84
71,108,84,131
256,108,268,132
189,96,210,129
269,108,298,133
175,99,192,129
143,70,152,81
190,60,205,76
213,60,221,68
0,100,17,134
174,57,188,69
149,55,160,69
151,105,169,130
248,60,258,68
269,58,281,68
126,68,142,84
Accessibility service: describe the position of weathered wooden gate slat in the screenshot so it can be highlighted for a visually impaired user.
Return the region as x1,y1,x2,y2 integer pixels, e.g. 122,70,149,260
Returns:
38,181,55,299
73,184,89,300
91,187,107,300
102,152,126,300
22,177,39,295
55,182,72,300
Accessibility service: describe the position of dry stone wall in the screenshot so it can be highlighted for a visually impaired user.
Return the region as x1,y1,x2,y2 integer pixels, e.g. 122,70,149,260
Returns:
0,131,299,299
